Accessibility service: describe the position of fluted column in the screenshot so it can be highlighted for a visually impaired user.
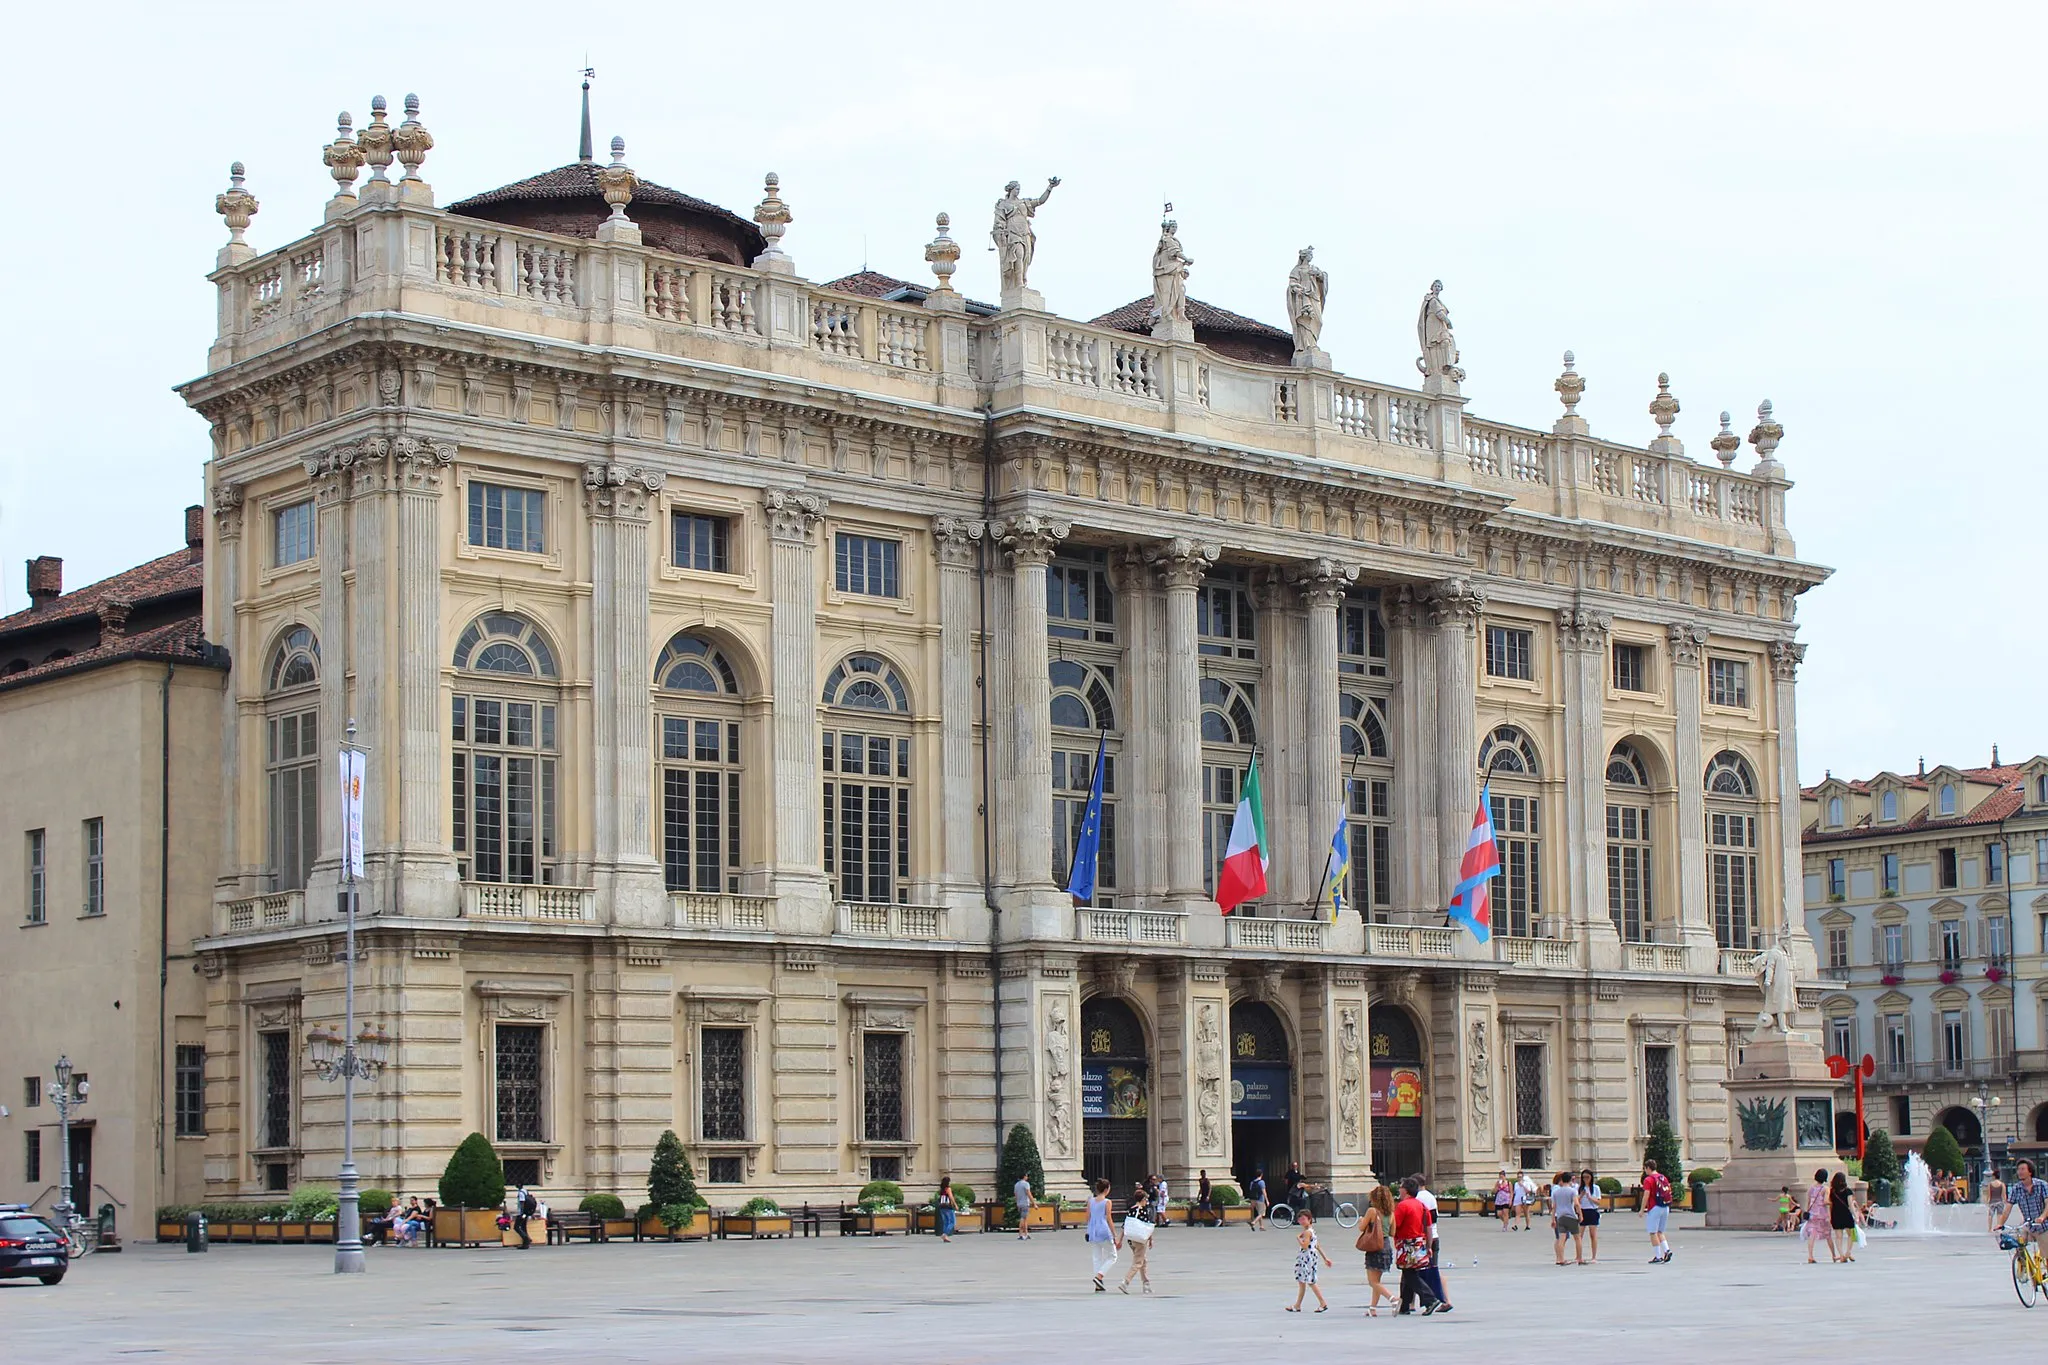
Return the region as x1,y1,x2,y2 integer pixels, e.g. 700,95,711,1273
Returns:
392,441,455,879
1388,588,1438,911
1427,579,1483,916
1557,606,1613,952
1153,539,1217,905
933,516,985,901
1668,623,1712,958
210,482,253,896
999,517,1070,938
1292,558,1355,902
304,448,353,911
586,463,667,927
1769,640,1814,964
765,488,831,929
349,443,392,913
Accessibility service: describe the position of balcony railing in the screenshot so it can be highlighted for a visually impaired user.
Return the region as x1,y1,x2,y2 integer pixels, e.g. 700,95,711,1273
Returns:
836,901,949,941
1224,918,1327,952
217,890,305,936
671,892,775,932
1622,943,1688,974
460,882,595,922
1873,1058,2015,1084
1821,965,1853,982
1367,924,1463,959
1719,948,1761,978
1499,936,1582,970
1078,909,1188,946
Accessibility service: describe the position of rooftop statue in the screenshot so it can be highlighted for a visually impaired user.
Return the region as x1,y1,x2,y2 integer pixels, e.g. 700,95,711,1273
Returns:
1416,279,1464,391
1286,246,1329,366
1150,217,1193,339
991,177,1059,303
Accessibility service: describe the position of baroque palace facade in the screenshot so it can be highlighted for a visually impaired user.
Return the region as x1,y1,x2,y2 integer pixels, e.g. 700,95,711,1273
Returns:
173,97,1829,1206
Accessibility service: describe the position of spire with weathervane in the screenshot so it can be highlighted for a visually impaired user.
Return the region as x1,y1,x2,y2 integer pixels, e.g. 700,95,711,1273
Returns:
578,66,595,163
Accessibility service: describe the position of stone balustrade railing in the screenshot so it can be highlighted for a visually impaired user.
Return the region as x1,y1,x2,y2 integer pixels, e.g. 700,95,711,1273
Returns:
1497,935,1581,970
671,892,775,932
1719,948,1761,978
1623,942,1690,974
209,205,1790,557
460,882,596,922
1077,908,1189,946
836,901,949,941
1223,918,1328,952
217,890,305,936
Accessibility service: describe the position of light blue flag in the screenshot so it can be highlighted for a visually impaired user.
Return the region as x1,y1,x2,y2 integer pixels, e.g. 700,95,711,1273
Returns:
1321,820,1350,924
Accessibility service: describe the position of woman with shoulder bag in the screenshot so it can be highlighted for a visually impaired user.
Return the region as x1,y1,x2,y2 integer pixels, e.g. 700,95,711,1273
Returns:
1357,1185,1397,1315
1119,1182,1156,1294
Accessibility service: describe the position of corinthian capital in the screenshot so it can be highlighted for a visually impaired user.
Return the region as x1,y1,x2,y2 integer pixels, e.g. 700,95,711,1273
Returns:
583,462,666,520
1768,638,1805,681
1666,621,1709,667
931,515,985,568
1149,536,1219,590
1424,576,1485,630
394,436,457,491
996,513,1069,567
1290,556,1358,608
764,487,828,543
1555,605,1613,653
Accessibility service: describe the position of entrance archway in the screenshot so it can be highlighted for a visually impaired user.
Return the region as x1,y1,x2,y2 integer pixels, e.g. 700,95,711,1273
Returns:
1936,1105,1982,1160
1229,1000,1292,1195
1368,1004,1427,1181
1081,997,1150,1198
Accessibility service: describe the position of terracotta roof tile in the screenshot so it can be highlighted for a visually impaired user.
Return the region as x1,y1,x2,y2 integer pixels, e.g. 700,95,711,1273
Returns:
1802,764,2031,845
0,547,203,638
824,270,918,299
1090,295,1291,342
447,163,763,246
0,616,217,694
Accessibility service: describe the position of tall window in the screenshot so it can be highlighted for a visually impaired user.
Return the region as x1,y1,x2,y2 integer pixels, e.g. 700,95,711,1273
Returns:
1643,1045,1674,1129
1481,727,1543,937
25,829,44,924
1988,842,2005,885
1513,1043,1547,1135
1829,1016,1853,1060
821,654,913,904
1884,1013,1908,1067
1938,847,1958,889
273,500,315,567
1196,570,1257,659
1047,554,1115,643
259,1029,292,1150
1612,642,1648,693
81,818,104,916
1605,742,1653,942
1881,790,1898,822
452,614,561,885
265,626,321,892
1882,853,1899,895
1940,919,1964,969
1827,797,1844,829
1199,677,1258,898
1050,659,1117,899
1938,783,1956,817
1827,858,1845,899
175,1045,206,1137
1881,921,1906,969
1707,656,1749,707
656,634,743,895
494,1024,544,1143
862,1032,906,1142
1987,1002,2013,1066
834,533,901,598
1706,751,1760,950
1485,625,1533,681
467,482,546,553
700,1028,745,1142
1988,915,2011,964
1338,592,1389,678
1940,1009,1966,1071
1341,694,1393,917
671,512,732,573
24,1131,40,1184
1826,926,1850,972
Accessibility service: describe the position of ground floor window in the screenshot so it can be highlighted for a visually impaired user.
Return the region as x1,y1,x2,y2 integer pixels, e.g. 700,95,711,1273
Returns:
863,1032,905,1142
701,1028,745,1142
1514,1043,1547,1135
260,1030,292,1150
175,1044,205,1137
495,1024,545,1144
1643,1045,1673,1129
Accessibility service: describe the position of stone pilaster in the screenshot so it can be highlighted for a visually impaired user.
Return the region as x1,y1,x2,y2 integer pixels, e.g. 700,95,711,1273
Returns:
765,489,831,932
996,514,1069,936
1112,550,1164,905
210,482,254,897
393,439,458,915
1668,623,1714,961
1152,539,1217,907
1388,588,1438,912
1292,559,1354,907
304,446,353,915
1769,640,1814,966
586,463,668,928
1557,605,1615,955
1427,579,1483,917
1186,965,1233,1183
932,517,985,905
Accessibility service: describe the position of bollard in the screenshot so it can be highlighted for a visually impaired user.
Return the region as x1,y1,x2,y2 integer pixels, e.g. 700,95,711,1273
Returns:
186,1210,208,1253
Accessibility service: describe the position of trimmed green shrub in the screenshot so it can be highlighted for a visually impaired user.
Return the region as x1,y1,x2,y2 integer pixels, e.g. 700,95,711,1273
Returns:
358,1189,394,1216
1863,1129,1901,1192
285,1184,339,1221
735,1196,783,1217
1210,1183,1242,1207
998,1123,1046,1222
1644,1120,1683,1185
1597,1176,1624,1196
439,1132,506,1210
857,1179,904,1210
579,1194,627,1220
1844,1158,1863,1179
1922,1124,1967,1178
928,1184,975,1209
1687,1167,1721,1186
649,1129,699,1212
1445,1185,1472,1199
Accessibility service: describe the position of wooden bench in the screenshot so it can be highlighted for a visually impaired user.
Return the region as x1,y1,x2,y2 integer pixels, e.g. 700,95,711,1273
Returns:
547,1211,605,1244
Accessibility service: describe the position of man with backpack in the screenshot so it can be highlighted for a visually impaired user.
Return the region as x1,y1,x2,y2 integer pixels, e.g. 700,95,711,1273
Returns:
1641,1159,1673,1264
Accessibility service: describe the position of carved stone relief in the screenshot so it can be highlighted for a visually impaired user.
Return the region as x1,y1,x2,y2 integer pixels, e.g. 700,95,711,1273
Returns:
1338,1005,1365,1153
1195,1000,1225,1156
1044,995,1074,1158
1468,1017,1492,1149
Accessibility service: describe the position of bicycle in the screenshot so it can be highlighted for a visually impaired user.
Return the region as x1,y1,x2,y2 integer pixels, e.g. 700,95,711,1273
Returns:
1266,1188,1358,1229
2003,1228,2045,1307
57,1211,98,1260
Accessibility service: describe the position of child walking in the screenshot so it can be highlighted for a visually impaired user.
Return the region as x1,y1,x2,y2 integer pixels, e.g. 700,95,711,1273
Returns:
1287,1211,1335,1312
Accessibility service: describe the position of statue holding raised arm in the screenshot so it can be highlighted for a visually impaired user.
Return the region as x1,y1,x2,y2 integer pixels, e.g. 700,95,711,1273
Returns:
992,176,1060,301
1286,246,1329,365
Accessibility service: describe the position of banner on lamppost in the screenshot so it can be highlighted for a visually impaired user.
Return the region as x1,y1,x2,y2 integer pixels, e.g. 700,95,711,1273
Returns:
339,750,365,880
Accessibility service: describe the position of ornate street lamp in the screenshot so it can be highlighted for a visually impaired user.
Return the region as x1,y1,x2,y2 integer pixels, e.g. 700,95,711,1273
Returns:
50,1056,88,1233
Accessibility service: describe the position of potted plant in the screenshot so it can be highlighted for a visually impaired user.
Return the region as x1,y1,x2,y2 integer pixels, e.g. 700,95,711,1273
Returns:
1597,1175,1624,1210
643,1129,712,1240
1880,973,1902,986
1939,969,1959,985
1988,966,2007,984
1441,1184,1472,1216
914,1184,980,1233
724,1196,793,1238
156,1205,190,1242
580,1193,635,1242
282,1183,337,1242
1054,1193,1092,1230
849,1180,909,1235
998,1123,1053,1231
1208,1183,1251,1225
435,1131,509,1246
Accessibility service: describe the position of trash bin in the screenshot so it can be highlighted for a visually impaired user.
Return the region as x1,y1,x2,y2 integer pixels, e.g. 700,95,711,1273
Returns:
1871,1177,1892,1207
186,1210,208,1253
1689,1180,1708,1215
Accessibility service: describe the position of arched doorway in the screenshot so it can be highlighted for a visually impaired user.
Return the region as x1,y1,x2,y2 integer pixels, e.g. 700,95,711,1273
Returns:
1082,997,1150,1198
1229,1001,1292,1194
1936,1105,1982,1158
2032,1104,2048,1143
1368,1005,1427,1182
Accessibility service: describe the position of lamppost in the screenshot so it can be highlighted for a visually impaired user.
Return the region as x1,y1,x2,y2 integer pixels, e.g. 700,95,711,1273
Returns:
1972,1087,2003,1190
50,1056,88,1229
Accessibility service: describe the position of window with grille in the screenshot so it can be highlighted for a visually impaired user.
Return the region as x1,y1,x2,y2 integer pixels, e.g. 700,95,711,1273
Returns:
1485,625,1533,680
1047,555,1115,643
870,1155,903,1182
1612,642,1648,692
1513,1043,1546,1135
1491,792,1542,937
1643,1046,1673,1129
863,1032,905,1142
502,1157,540,1188
834,533,901,598
273,500,315,567
24,1131,39,1184
1707,657,1749,707
1606,804,1652,942
495,1024,544,1143
662,717,742,893
260,1030,292,1150
1339,593,1389,677
26,829,44,924
1708,812,1758,950
701,1028,746,1142
1195,572,1257,659
23,1076,39,1107
175,1044,206,1137
823,731,912,903
707,1156,743,1184
453,695,558,884
671,512,732,573
82,818,104,915
467,482,546,553
267,709,319,892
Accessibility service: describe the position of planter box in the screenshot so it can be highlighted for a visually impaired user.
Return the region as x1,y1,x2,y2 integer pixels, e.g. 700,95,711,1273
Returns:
308,1220,337,1243
158,1220,185,1242
279,1221,311,1242
225,1221,257,1242
434,1207,505,1248
1220,1205,1253,1225
640,1214,713,1241
722,1214,793,1239
913,1209,984,1234
602,1218,637,1241
1006,1204,1056,1231
255,1222,283,1242
1055,1206,1090,1230
849,1210,910,1235
500,1216,547,1247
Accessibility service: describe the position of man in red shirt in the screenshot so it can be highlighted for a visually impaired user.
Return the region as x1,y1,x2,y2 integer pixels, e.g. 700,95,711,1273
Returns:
1641,1159,1674,1264
1394,1176,1443,1315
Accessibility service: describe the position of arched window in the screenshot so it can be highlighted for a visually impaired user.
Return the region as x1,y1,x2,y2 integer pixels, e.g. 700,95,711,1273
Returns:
656,633,743,894
1341,693,1393,918
1939,783,1956,817
1881,789,1898,822
1481,726,1542,937
1606,741,1653,942
1827,796,1844,828
822,654,913,904
264,626,321,892
1050,659,1119,901
1706,749,1760,949
452,613,560,886
1199,676,1258,900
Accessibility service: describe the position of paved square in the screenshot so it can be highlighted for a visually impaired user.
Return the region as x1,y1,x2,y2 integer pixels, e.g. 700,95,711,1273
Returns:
4,1213,2031,1363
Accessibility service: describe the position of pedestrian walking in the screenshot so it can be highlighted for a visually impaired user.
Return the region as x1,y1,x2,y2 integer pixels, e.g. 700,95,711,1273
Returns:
1413,1174,1452,1310
1286,1211,1334,1312
935,1176,958,1242
1828,1171,1857,1263
1512,1169,1533,1229
1987,1170,2009,1235
1577,1168,1602,1262
1085,1178,1121,1292
1248,1167,1269,1230
1015,1172,1036,1240
1394,1177,1441,1315
1642,1158,1674,1264
1802,1168,1831,1264
511,1185,537,1250
1493,1171,1514,1229
1551,1171,1584,1265
1357,1184,1396,1315
1119,1181,1156,1294
1197,1170,1213,1226
1156,1174,1171,1228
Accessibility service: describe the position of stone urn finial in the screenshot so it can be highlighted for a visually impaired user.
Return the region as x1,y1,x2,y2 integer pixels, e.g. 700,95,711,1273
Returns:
1648,372,1682,453
1710,410,1740,467
322,111,364,204
391,93,434,185
1552,350,1587,435
215,162,259,245
925,212,959,291
598,136,637,220
754,172,792,263
1748,399,1785,476
360,95,394,183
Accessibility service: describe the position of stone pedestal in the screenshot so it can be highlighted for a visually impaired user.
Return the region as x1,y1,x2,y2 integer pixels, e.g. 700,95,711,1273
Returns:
1707,1031,1846,1230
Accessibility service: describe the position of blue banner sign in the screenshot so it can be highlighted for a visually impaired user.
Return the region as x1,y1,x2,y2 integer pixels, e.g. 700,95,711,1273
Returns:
1230,1065,1290,1121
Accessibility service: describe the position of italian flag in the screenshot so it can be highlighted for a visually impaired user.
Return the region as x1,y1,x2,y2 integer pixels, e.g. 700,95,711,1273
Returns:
1214,755,1269,914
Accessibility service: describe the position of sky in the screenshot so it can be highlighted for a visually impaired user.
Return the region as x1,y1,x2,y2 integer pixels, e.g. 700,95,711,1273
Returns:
2,0,2040,784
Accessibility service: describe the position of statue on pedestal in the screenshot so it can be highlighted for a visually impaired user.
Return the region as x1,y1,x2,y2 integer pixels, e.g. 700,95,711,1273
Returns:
1415,279,1465,388
1285,246,1329,366
992,177,1059,303
1150,216,1193,338
1751,936,1799,1035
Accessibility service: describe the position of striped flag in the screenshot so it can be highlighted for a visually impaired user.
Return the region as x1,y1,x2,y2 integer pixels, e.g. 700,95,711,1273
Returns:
1214,755,1268,915
1446,785,1501,943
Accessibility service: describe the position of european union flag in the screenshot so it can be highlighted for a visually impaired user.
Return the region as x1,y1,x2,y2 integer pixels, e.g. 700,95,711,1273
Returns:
1066,730,1109,904
1321,820,1350,924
